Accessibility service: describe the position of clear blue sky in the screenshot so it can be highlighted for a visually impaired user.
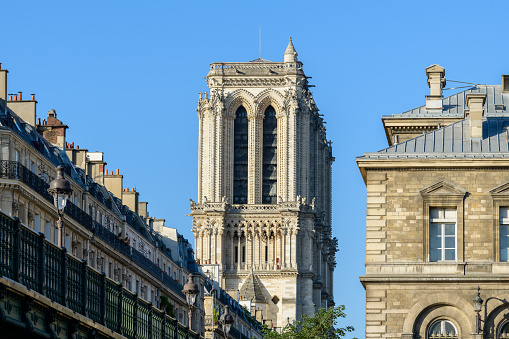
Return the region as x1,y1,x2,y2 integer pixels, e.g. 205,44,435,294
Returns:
2,1,509,337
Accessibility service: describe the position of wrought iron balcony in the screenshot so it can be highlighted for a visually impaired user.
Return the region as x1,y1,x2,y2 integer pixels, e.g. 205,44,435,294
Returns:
0,211,199,339
0,160,185,298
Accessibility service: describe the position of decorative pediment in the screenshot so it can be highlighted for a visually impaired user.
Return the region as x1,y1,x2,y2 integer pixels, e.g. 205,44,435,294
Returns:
490,183,509,196
420,181,467,198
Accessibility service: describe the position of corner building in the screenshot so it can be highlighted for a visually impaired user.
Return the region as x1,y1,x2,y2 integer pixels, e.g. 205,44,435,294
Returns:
190,39,336,329
358,65,509,339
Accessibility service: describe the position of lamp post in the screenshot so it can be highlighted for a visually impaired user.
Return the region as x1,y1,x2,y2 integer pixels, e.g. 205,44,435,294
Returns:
182,275,200,331
219,305,234,339
47,166,73,248
473,286,484,334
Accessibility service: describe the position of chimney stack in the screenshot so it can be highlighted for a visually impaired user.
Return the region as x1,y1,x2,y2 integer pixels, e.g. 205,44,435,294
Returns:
104,169,123,199
122,188,139,215
465,93,486,139
86,152,106,185
138,201,149,219
36,109,68,148
0,64,7,102
425,64,446,110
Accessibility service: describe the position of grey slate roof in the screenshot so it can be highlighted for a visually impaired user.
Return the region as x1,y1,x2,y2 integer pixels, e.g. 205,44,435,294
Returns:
359,85,509,160
385,85,509,119
0,107,73,173
239,271,266,303
361,117,509,160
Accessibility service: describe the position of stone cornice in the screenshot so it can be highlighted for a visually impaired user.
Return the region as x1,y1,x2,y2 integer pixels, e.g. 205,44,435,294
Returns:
223,271,299,279
357,158,509,184
190,201,316,215
360,275,509,284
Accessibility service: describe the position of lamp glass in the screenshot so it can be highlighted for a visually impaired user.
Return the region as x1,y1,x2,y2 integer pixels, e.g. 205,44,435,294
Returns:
189,293,197,305
473,298,482,312
56,193,69,210
224,323,231,334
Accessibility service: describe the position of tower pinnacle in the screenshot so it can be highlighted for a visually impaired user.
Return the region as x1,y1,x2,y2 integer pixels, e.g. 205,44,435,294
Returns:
284,37,298,62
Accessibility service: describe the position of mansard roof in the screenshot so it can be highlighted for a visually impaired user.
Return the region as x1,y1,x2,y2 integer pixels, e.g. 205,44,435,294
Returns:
0,105,66,169
384,85,509,119
360,116,509,160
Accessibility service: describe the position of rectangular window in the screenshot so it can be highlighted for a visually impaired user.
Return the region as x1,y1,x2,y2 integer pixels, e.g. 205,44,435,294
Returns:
34,214,40,233
429,208,456,262
65,234,71,249
235,246,239,263
500,207,509,261
44,221,51,241
54,225,58,244
19,204,25,224
242,246,245,262
265,246,268,262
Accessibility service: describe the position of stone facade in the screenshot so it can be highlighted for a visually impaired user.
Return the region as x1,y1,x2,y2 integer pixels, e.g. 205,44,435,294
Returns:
191,39,336,330
358,65,509,339
0,64,205,335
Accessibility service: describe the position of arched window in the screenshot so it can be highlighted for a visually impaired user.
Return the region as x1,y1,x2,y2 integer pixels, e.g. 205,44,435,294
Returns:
262,105,277,204
499,321,509,338
428,320,458,339
233,106,248,203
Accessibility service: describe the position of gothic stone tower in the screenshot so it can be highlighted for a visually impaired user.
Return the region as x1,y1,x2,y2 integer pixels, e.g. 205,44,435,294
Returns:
190,39,336,329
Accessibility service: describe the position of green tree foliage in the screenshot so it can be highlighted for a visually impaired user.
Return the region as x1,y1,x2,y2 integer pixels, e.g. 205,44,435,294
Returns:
262,306,355,339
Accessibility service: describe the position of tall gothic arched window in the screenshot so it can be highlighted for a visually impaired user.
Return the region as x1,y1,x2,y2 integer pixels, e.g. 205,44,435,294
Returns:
233,106,248,203
262,105,277,204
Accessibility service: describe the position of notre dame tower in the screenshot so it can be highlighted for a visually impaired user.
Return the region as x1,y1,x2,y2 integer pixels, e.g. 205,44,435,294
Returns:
190,38,336,329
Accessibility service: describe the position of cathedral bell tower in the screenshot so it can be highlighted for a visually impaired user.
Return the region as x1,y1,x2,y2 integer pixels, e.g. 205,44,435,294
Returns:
190,38,336,329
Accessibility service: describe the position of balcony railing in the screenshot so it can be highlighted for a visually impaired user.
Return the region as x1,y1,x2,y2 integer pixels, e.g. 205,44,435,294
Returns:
0,211,199,339
0,160,185,298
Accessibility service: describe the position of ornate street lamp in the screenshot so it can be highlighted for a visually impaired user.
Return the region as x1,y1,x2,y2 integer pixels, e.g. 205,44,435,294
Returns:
219,305,234,339
47,166,72,248
473,286,484,334
182,275,200,331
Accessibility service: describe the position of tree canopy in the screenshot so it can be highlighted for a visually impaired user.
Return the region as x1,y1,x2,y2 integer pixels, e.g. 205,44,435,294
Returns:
262,306,355,339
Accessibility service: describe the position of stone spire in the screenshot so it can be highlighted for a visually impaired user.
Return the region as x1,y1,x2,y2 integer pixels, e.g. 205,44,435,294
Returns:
284,37,298,63
239,270,266,303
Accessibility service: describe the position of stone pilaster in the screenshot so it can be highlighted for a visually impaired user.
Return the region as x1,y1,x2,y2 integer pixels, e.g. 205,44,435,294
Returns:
366,172,387,264
248,115,262,204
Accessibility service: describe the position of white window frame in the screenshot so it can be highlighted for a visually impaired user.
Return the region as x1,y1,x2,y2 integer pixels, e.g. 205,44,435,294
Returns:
500,207,509,262
429,208,457,262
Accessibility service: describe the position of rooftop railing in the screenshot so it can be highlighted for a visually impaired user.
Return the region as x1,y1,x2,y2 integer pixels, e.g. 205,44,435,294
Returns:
0,211,199,339
209,62,302,71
